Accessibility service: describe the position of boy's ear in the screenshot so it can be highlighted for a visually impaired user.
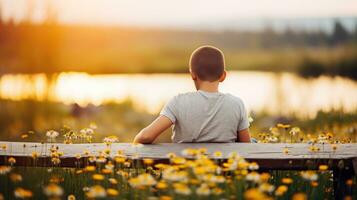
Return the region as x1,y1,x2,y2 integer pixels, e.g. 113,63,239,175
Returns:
219,71,226,82
191,71,198,80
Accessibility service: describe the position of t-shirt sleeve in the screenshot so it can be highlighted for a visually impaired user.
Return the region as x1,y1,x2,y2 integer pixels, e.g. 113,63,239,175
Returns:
237,100,250,131
160,96,178,123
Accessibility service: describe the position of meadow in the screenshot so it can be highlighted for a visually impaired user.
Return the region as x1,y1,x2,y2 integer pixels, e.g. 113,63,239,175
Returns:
0,99,356,143
0,99,356,199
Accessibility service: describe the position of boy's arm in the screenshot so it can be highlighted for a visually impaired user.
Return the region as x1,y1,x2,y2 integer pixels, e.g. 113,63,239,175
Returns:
237,128,251,143
133,115,173,144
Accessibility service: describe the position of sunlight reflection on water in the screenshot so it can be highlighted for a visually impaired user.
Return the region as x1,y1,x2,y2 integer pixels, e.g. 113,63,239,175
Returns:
0,71,356,117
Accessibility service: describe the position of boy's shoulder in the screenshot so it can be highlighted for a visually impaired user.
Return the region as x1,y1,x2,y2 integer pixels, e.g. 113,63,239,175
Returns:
222,93,246,108
173,91,245,105
174,91,199,98
224,93,244,102
169,92,198,103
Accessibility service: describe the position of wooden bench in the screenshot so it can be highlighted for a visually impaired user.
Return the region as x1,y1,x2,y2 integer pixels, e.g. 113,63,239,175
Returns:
0,142,356,199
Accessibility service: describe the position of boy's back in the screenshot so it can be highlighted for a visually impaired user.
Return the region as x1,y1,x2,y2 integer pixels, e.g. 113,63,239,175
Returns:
134,45,251,144
161,90,249,143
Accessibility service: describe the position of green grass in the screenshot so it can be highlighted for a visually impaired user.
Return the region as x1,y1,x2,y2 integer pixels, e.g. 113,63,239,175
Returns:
0,99,356,143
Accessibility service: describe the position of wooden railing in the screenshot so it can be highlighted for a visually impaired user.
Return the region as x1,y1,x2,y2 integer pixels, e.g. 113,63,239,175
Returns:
0,142,356,200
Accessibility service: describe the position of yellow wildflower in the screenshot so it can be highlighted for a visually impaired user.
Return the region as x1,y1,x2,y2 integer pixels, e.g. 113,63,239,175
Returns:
143,158,154,165
319,165,328,171
173,183,191,195
213,151,222,158
301,171,318,181
156,181,168,190
31,152,38,159
8,157,16,165
85,166,96,172
101,168,113,174
49,176,64,184
196,184,210,196
311,181,318,187
75,154,81,160
282,177,293,184
244,188,267,200
171,157,186,165
246,172,261,183
86,185,106,198
259,183,275,193
248,162,259,170
109,178,118,185
0,166,11,174
67,194,76,200
1,144,7,151
260,173,271,182
114,156,126,164
275,185,288,196
14,187,33,199
346,179,353,186
92,174,105,181
159,196,172,200
10,173,22,182
43,183,63,197
106,188,119,197
283,147,289,154
309,145,320,152
129,173,157,188
103,135,119,144
212,188,223,195
51,157,61,165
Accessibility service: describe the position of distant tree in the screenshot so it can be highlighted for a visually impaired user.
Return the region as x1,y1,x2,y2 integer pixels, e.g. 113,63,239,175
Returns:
282,27,296,46
261,25,277,48
331,20,350,45
308,30,329,47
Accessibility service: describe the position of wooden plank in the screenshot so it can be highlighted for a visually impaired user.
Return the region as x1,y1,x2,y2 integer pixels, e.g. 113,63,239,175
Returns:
0,142,356,169
1,142,354,199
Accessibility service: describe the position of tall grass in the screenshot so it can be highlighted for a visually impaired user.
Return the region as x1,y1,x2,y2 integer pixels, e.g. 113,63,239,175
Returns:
0,99,356,142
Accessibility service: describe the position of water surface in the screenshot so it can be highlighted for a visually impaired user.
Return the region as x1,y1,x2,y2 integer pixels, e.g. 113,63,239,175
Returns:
0,71,356,117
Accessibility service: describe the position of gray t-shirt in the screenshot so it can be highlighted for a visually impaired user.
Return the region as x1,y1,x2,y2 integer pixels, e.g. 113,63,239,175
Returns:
160,90,249,143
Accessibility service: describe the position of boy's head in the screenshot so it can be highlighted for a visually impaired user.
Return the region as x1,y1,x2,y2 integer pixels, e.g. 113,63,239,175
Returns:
189,45,226,82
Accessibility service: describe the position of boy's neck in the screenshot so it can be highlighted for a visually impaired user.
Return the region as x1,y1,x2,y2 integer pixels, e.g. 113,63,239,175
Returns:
196,81,220,93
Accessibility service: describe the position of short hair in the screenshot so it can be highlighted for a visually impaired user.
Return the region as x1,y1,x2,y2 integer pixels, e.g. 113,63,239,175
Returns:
189,45,225,81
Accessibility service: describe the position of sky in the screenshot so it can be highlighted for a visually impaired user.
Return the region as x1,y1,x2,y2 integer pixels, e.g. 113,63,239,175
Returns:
1,0,357,28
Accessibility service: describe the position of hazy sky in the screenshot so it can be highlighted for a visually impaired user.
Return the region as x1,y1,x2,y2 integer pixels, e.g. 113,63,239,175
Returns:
1,0,357,27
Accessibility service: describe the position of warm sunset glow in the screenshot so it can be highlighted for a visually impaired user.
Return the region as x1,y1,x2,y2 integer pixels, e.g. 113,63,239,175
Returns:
0,72,356,117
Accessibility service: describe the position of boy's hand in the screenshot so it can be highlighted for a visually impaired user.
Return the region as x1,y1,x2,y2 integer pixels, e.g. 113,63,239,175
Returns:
237,128,251,143
133,115,173,144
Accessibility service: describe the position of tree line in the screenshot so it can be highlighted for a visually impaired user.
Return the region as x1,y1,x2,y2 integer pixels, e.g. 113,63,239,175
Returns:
0,3,357,79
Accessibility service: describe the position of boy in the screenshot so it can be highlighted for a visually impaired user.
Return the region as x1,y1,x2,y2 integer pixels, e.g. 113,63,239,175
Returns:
133,45,251,144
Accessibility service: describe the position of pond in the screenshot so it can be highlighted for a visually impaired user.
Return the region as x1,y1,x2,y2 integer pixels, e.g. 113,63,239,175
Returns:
0,71,356,117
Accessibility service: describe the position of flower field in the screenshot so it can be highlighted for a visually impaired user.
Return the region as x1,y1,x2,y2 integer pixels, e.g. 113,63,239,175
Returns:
0,124,356,200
